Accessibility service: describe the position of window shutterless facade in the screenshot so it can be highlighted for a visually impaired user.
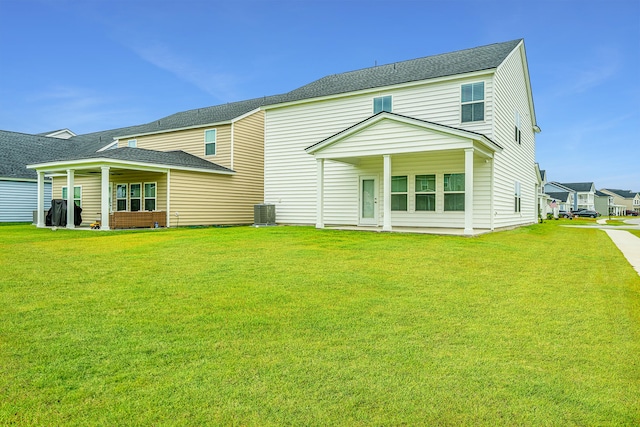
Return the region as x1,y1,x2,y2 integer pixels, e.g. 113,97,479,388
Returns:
144,183,156,211
444,173,465,211
373,96,392,114
116,184,127,211
461,82,484,122
514,111,522,144
514,181,521,213
130,183,142,211
391,175,407,211
61,185,82,207
415,174,436,211
127,139,137,148
204,129,216,156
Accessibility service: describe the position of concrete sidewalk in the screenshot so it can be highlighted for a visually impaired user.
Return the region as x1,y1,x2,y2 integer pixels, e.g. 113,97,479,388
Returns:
603,229,640,276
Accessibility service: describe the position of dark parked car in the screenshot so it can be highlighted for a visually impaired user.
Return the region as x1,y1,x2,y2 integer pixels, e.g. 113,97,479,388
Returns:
558,210,572,218
626,210,639,216
573,209,599,218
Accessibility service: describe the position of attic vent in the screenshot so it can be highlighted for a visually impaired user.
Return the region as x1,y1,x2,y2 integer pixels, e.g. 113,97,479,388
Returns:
253,204,276,226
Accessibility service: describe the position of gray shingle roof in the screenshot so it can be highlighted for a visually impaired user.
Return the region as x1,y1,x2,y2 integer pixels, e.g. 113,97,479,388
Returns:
73,39,522,142
601,188,639,199
45,147,234,173
559,182,594,192
547,192,570,202
275,39,522,104
0,130,109,180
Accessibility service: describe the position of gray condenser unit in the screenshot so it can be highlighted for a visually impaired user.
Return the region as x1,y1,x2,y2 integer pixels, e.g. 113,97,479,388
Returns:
253,204,276,226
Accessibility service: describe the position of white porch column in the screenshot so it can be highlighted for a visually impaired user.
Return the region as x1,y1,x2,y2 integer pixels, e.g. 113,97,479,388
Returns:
36,171,45,227
383,154,392,231
100,166,110,230
66,169,75,229
316,158,325,229
464,148,474,235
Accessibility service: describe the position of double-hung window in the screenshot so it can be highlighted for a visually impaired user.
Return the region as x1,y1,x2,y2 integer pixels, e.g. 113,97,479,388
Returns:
461,82,484,122
130,183,142,211
444,173,465,211
514,111,522,144
515,181,521,213
391,176,407,211
116,184,127,211
144,183,156,211
62,186,82,207
373,96,392,114
415,175,436,211
204,129,216,156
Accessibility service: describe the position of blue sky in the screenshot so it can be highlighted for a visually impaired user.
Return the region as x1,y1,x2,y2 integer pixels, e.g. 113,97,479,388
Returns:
0,0,638,190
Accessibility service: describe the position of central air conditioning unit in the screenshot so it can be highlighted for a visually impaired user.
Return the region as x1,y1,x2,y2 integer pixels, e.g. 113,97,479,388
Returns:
253,204,276,226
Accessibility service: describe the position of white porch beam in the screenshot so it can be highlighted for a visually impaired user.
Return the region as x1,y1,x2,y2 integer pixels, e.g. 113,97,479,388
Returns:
464,148,474,235
316,158,325,229
36,171,45,227
66,169,75,229
383,154,392,231
100,166,110,230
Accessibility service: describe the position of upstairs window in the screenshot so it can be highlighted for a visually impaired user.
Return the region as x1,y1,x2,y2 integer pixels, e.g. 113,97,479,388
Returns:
444,173,465,211
461,82,484,122
128,139,137,148
514,111,522,144
391,175,407,211
204,129,217,156
415,174,436,211
373,96,392,114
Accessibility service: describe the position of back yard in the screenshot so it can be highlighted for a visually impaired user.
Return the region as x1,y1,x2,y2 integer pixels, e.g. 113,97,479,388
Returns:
1,222,638,425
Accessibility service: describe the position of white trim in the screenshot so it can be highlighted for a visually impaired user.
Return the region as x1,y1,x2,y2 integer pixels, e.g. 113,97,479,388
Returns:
27,158,234,176
100,166,110,230
66,169,75,229
116,183,128,211
97,140,118,152
166,170,171,228
464,148,474,235
359,175,379,226
383,155,392,231
316,158,324,229
204,128,217,157
37,171,45,227
130,182,142,211
143,182,157,211
230,122,234,170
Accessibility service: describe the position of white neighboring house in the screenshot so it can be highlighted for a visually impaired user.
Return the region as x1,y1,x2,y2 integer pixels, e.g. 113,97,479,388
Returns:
263,39,540,234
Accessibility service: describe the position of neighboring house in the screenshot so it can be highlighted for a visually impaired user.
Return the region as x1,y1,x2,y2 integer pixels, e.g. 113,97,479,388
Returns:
594,190,624,216
0,130,104,222
24,39,540,234
27,99,270,229
38,129,77,139
556,182,596,211
263,39,540,234
545,191,574,214
536,165,550,217
600,189,640,214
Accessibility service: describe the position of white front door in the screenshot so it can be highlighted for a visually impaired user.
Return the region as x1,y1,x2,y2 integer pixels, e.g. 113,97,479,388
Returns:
360,176,378,225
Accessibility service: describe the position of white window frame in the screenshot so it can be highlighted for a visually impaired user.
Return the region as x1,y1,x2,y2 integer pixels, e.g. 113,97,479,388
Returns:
62,185,82,207
391,175,408,211
514,111,522,144
444,173,465,211
373,95,392,114
204,129,217,156
461,82,484,123
130,183,142,212
116,183,128,211
415,174,436,212
144,182,157,211
515,181,522,213
127,139,137,148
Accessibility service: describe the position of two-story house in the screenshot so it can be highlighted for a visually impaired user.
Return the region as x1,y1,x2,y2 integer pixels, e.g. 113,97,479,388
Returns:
25,39,540,234
263,39,539,234
600,189,640,215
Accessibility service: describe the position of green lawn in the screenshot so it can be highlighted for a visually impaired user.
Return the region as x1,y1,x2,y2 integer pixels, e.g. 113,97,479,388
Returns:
1,223,639,426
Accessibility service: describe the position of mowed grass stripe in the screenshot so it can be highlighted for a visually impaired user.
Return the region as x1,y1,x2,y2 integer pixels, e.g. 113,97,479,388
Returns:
0,222,638,425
